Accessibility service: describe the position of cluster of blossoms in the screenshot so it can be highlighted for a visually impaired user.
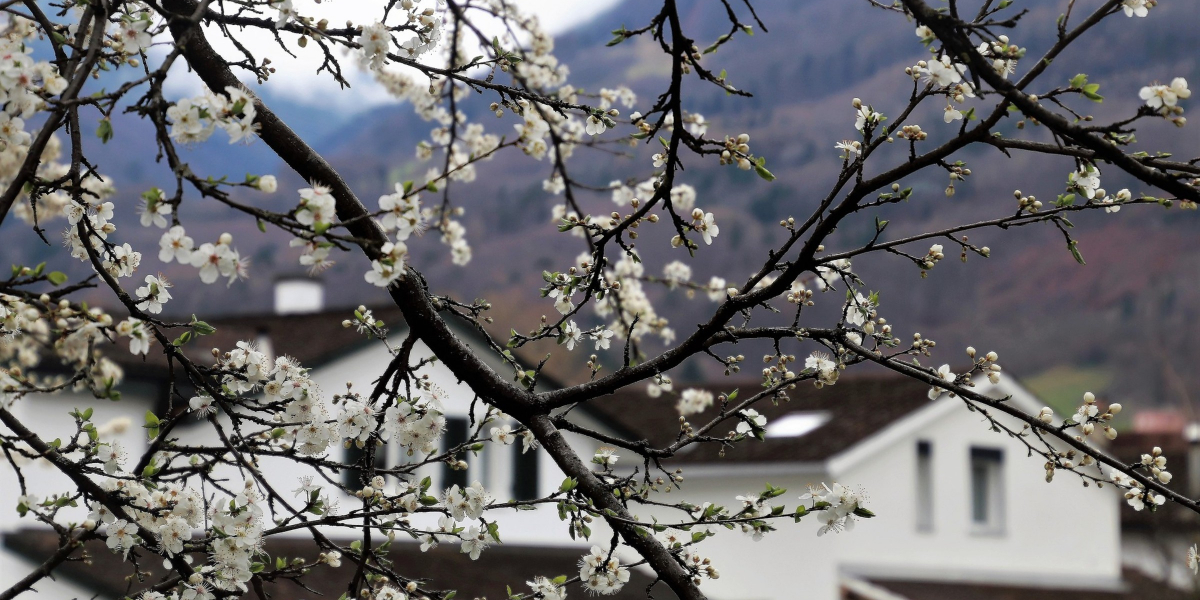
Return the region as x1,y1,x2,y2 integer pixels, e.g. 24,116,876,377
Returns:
717,133,755,169
1115,472,1167,512
912,54,974,123
578,546,630,595
166,86,259,144
656,530,721,583
1068,391,1122,441
1138,446,1172,485
676,388,714,416
800,482,869,536
851,99,884,134
191,341,339,455
607,178,697,214
377,184,425,240
192,233,249,286
526,576,568,600
207,484,267,592
1,293,131,405
296,185,337,227
372,77,484,267
560,320,614,352
735,409,768,437
357,1,444,68
661,260,692,289
1068,164,1103,200
0,18,67,152
364,241,410,287
646,374,674,398
975,35,1023,80
114,12,154,55
805,351,838,387
1122,0,1154,18
91,480,205,559
593,252,675,344
378,394,448,456
732,492,775,540
1139,77,1190,126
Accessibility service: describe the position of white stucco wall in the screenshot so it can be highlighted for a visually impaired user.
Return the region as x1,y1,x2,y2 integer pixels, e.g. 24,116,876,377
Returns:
832,389,1121,589
623,378,1122,600
0,386,157,597
160,328,615,549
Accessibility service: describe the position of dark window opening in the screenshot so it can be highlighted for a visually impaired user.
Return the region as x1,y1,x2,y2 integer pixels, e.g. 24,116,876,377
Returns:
442,417,469,490
512,443,540,500
916,441,934,532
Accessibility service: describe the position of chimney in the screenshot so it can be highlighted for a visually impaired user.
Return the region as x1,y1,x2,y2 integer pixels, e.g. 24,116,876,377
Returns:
273,277,325,315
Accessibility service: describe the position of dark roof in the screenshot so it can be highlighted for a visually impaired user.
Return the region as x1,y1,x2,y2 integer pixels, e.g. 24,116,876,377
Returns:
4,528,662,600
584,374,934,464
108,305,410,375
849,570,1190,600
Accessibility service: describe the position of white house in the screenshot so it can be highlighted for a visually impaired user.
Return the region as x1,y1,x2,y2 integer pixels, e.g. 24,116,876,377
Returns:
588,375,1139,600
0,281,1180,599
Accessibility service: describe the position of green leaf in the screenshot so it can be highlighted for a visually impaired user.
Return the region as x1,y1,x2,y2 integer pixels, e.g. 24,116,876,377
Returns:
47,271,68,286
144,411,160,440
559,477,578,493
95,118,113,143
1068,240,1086,265
190,316,217,336
753,157,776,182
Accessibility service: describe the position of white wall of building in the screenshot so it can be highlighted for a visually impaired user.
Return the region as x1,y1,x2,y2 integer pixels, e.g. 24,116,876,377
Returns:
833,389,1121,589
626,378,1122,600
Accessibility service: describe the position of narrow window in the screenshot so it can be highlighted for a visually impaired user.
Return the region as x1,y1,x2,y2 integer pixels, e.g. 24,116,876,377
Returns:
969,447,1005,532
442,417,469,490
512,443,540,500
915,441,934,532
342,444,388,489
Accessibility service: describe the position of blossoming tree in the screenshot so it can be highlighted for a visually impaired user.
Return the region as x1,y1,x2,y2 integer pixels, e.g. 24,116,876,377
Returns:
0,0,1198,599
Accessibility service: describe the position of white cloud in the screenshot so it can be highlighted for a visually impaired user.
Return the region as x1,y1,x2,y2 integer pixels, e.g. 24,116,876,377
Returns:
163,0,620,111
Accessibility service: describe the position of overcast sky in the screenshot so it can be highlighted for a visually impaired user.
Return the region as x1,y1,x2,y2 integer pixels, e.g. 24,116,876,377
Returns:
165,0,621,111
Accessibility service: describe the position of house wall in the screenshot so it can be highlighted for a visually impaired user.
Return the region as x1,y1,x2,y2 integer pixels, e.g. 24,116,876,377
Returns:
1,386,155,531
833,395,1122,589
0,385,157,596
158,334,615,548
627,468,842,600
625,385,1122,600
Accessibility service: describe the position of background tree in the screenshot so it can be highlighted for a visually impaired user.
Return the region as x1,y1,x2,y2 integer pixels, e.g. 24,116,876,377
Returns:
0,0,1198,599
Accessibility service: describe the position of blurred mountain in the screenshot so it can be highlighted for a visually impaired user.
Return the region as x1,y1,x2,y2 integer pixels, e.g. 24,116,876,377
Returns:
5,0,1200,410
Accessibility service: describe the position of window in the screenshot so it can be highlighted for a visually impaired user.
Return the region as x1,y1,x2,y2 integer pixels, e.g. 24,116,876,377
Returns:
915,441,934,532
969,447,1005,533
342,443,387,489
512,443,540,500
442,416,469,490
